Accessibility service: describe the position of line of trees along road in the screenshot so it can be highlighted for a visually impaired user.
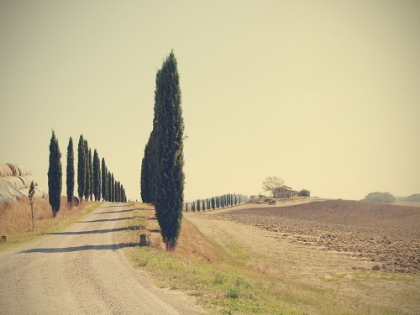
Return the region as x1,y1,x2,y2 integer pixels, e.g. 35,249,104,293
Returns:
187,193,248,212
47,131,127,217
140,51,185,251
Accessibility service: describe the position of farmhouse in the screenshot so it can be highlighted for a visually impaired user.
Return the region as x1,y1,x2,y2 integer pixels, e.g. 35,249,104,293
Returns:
273,186,299,198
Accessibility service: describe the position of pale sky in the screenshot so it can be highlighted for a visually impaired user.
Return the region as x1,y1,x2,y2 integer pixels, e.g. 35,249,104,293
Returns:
1,0,419,202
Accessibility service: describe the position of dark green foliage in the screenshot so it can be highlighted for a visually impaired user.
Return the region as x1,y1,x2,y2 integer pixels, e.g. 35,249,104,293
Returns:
140,155,148,202
29,180,35,230
93,149,101,201
150,51,185,251
77,135,86,200
88,148,93,201
202,199,206,211
299,189,311,197
101,158,107,201
107,171,111,201
362,191,396,204
111,173,114,202
83,140,90,200
66,137,74,204
197,199,200,212
48,130,62,218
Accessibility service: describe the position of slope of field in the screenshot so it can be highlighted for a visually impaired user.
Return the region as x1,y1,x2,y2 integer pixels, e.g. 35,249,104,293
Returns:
213,200,420,273
226,199,420,231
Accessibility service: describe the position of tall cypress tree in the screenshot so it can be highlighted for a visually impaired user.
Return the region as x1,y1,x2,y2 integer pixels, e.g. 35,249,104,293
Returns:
83,140,90,200
101,158,107,201
153,51,185,250
77,135,86,201
93,149,101,201
48,130,62,218
107,171,111,201
66,137,74,204
140,154,148,203
111,173,115,202
88,148,93,201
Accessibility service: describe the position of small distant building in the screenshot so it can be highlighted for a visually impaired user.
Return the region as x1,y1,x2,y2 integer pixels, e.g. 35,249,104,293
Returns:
273,186,299,199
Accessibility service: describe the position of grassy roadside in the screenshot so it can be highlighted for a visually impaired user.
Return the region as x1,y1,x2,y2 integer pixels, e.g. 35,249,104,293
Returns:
0,197,103,251
118,203,407,315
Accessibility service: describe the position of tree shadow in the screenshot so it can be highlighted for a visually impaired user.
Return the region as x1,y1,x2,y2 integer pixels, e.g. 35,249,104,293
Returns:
77,216,139,223
95,209,134,214
97,203,133,208
19,242,138,254
48,226,140,235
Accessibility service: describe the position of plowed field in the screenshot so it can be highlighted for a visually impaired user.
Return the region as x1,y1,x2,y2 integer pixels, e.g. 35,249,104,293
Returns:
212,200,420,273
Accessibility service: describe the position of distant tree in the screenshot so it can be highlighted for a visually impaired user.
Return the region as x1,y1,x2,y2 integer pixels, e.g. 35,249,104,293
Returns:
77,135,86,200
262,176,285,197
83,140,90,201
211,197,215,210
107,171,111,201
234,194,237,205
101,158,107,201
29,181,35,230
88,148,93,201
192,201,196,212
197,199,201,212
48,130,62,218
362,192,396,204
66,137,74,204
185,202,188,212
399,193,420,202
111,173,115,202
299,189,310,197
93,149,101,201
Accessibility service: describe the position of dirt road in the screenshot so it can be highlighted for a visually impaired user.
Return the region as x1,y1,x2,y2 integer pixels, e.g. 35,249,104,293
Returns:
0,203,200,315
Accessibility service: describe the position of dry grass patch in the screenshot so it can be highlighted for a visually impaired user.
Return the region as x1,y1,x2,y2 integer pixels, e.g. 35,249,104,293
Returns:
0,197,102,250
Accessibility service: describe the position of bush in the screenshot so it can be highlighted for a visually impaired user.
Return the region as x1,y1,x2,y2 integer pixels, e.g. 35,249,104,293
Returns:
362,191,396,204
299,189,310,197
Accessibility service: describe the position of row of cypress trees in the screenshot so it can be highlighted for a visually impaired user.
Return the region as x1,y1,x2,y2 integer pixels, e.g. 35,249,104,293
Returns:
186,194,247,212
48,131,127,218
140,51,185,251
72,134,127,203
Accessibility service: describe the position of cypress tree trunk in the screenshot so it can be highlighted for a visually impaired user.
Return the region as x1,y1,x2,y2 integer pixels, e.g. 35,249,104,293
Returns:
48,130,62,218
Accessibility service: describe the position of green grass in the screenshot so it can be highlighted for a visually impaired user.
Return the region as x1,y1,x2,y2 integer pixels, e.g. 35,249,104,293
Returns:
119,204,415,315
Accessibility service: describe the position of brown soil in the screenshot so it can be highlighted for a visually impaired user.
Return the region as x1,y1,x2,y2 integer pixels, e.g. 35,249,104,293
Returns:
209,199,420,273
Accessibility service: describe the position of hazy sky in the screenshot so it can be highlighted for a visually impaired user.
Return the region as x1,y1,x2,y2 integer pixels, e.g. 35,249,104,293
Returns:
1,0,419,201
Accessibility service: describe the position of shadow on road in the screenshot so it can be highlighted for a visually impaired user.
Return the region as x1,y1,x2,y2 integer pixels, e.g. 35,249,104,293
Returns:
77,216,141,224
95,209,135,214
19,242,138,254
96,203,133,208
48,226,141,235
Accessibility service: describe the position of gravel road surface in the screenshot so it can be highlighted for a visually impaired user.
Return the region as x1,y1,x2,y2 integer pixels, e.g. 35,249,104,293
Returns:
0,202,199,315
